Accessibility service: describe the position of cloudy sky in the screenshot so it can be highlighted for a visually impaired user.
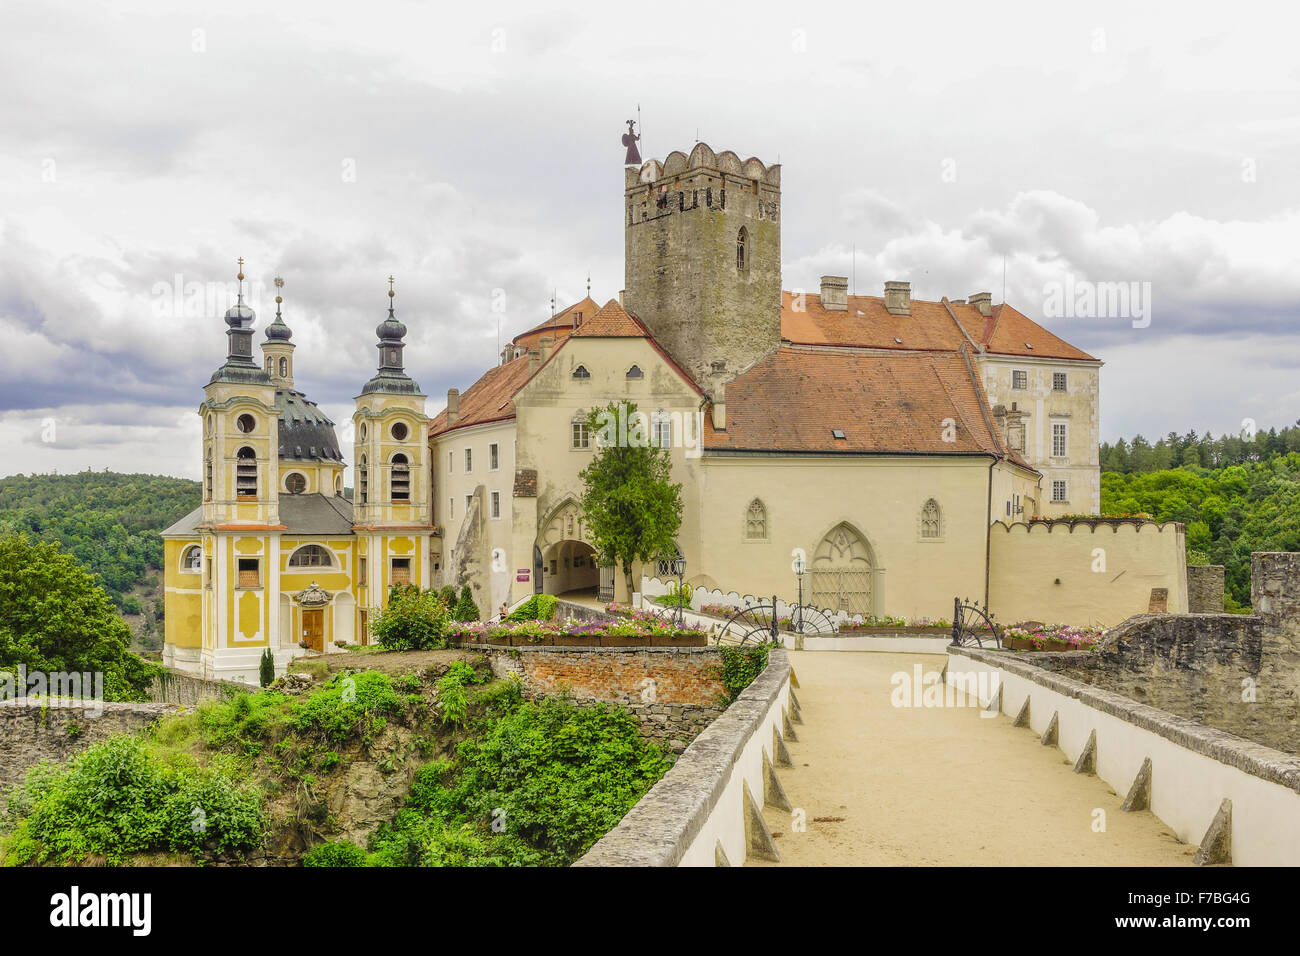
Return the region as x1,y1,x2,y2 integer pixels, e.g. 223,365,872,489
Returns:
2,0,1298,482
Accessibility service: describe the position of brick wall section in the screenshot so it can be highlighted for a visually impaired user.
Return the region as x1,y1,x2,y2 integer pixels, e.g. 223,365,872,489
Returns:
0,698,180,795
1187,565,1225,613
477,645,727,752
1042,553,1300,754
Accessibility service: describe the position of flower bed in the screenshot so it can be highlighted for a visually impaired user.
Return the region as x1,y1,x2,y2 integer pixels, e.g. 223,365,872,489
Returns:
1001,623,1106,652
449,615,708,647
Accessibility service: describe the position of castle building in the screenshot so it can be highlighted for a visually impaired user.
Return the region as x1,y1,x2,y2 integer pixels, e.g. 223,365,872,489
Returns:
164,139,1185,683
162,273,432,683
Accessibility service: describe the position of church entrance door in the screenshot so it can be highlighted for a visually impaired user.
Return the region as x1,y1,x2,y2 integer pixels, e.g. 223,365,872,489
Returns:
302,609,324,652
809,523,874,616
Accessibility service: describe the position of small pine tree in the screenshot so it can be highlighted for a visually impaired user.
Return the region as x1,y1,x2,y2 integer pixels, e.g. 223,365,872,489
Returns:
438,585,457,608
454,585,480,622
259,647,275,688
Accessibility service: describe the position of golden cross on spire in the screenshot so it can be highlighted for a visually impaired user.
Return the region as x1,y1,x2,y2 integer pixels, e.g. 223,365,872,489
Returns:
388,275,396,298
274,275,284,306
237,256,244,280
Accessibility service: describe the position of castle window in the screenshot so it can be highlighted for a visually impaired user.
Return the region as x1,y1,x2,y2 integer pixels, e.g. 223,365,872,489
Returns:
285,472,306,495
204,450,213,501
236,413,256,433
391,421,409,441
626,365,643,379
181,544,202,573
1052,422,1068,458
1052,480,1068,503
289,544,333,568
737,227,749,271
489,442,499,471
652,412,672,449
746,499,767,540
571,420,591,450
359,454,369,503
391,453,411,501
1012,370,1028,390
464,448,473,472
235,446,257,497
491,491,501,519
279,357,288,377
1053,371,1067,391
921,499,941,538
573,365,591,380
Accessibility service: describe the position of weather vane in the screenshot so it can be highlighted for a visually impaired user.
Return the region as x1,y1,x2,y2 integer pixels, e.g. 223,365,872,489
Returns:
622,118,641,166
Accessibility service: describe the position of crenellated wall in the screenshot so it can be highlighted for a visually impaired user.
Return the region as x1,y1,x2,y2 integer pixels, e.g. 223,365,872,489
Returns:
989,518,1187,626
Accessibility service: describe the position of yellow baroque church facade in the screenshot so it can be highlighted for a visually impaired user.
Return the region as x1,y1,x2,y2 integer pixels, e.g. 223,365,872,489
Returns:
163,274,433,684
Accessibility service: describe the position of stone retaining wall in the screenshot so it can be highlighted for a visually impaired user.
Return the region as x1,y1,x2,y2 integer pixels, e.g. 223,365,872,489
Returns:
0,698,181,794
1187,565,1226,613
149,669,248,707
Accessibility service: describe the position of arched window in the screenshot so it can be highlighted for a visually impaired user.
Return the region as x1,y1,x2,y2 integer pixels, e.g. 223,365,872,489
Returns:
279,357,288,377
736,227,749,271
921,498,941,538
180,544,202,573
746,499,767,539
391,453,410,501
626,365,643,379
204,450,213,501
572,365,591,379
289,544,333,568
358,454,369,504
235,446,257,497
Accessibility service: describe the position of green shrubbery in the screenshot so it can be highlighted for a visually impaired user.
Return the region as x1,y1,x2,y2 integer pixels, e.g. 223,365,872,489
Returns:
505,594,558,622
369,586,449,650
453,585,480,622
713,643,773,703
1,736,263,866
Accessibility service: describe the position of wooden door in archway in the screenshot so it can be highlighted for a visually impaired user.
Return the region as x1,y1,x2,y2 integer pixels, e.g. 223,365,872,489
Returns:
302,609,324,652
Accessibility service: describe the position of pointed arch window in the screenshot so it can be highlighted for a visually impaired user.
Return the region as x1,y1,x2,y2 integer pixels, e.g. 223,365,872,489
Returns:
745,498,767,540
391,453,410,501
736,227,749,271
358,454,369,504
921,498,941,538
235,446,257,497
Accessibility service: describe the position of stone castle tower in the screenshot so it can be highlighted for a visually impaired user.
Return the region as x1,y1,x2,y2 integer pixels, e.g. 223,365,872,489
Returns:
622,142,782,398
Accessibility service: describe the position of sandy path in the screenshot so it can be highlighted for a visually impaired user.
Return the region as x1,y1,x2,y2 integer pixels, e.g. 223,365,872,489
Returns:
751,651,1196,866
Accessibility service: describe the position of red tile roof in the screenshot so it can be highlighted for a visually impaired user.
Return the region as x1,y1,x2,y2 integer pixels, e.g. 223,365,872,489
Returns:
570,299,651,338
703,344,1031,464
428,354,533,439
511,296,601,349
780,292,1096,362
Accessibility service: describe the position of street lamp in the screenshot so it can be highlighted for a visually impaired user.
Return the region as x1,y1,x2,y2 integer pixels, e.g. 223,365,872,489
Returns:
793,553,807,633
671,555,687,628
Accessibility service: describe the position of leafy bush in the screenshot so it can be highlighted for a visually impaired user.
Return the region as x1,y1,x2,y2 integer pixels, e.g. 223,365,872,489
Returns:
288,671,408,745
369,586,449,651
506,594,558,622
713,644,772,703
437,585,457,607
366,695,670,867
303,840,367,867
435,661,483,727
1,736,263,866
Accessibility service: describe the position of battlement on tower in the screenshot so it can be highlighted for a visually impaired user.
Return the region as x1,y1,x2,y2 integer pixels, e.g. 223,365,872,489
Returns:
624,142,781,189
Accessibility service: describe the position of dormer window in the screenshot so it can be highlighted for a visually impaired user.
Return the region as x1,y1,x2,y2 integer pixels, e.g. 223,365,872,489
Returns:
831,429,846,440
573,365,591,379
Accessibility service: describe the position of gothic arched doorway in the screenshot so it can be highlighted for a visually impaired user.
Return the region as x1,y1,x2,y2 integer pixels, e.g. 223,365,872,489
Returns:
809,522,875,616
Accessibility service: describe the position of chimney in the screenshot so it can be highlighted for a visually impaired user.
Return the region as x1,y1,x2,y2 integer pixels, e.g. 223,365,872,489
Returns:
446,388,460,427
618,289,626,307
538,335,554,363
527,348,541,374
884,281,911,315
969,292,992,317
711,382,726,430
819,275,848,311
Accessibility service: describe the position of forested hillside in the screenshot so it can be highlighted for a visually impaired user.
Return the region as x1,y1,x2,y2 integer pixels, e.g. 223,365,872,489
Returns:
0,472,200,647
1100,423,1300,473
1101,454,1300,610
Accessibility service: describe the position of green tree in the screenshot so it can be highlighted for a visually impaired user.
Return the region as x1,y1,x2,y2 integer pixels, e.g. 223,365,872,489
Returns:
0,533,157,700
579,401,684,598
259,647,275,688
454,585,480,622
